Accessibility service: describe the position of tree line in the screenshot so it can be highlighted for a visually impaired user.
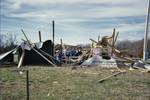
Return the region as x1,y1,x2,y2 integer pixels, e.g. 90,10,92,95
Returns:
0,34,149,58
0,34,17,54
116,39,150,58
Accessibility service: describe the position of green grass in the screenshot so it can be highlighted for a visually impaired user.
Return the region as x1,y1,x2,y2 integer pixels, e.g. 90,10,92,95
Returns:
0,66,150,100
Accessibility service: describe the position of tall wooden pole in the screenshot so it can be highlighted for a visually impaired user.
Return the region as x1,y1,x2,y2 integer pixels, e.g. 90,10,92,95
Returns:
52,20,55,57
143,0,150,61
38,31,42,42
26,70,29,100
60,38,63,64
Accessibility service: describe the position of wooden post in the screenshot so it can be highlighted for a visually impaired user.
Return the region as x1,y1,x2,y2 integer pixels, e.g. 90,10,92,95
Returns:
26,70,29,100
52,20,55,57
60,38,63,64
38,31,42,42
111,28,116,56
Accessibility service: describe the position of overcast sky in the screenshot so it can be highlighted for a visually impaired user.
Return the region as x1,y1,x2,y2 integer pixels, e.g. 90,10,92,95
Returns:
0,0,149,45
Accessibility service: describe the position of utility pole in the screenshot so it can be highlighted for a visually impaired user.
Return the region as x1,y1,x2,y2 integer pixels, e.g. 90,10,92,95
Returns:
52,20,55,57
143,0,150,61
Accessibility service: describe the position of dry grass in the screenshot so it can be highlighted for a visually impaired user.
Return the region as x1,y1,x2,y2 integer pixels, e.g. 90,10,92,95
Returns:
0,66,150,100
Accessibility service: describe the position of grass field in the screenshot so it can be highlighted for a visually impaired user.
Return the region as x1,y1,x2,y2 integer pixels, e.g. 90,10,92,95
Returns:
0,66,150,100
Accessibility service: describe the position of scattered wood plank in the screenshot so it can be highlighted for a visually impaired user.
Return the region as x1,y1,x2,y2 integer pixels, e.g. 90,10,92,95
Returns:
98,71,126,83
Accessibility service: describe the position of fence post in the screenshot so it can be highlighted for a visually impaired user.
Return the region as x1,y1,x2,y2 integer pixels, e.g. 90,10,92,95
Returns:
26,70,29,100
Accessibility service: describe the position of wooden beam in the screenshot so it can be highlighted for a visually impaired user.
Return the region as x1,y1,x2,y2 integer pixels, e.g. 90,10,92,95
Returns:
32,47,57,67
89,38,98,43
114,32,119,45
38,49,57,64
98,71,126,83
17,49,25,68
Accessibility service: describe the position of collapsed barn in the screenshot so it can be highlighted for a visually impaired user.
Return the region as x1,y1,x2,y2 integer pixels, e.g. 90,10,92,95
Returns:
0,28,149,71
0,40,61,67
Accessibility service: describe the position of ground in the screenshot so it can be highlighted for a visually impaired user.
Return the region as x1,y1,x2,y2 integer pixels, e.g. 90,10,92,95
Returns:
0,66,150,100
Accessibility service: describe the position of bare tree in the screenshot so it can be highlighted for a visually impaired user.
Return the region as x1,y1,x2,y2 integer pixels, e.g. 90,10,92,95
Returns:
6,33,17,46
0,34,5,53
0,34,5,47
0,33,17,54
116,39,150,58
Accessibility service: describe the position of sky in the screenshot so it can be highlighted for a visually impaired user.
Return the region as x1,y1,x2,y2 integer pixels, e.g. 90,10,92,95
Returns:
0,0,149,45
